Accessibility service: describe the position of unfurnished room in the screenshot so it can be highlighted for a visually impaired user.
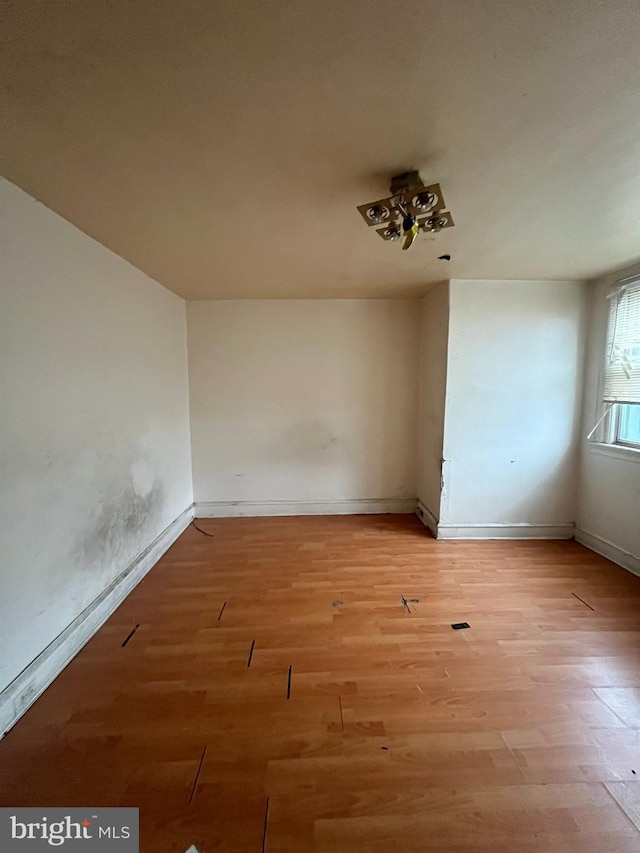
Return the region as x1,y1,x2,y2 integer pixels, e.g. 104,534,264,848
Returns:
1,2,640,851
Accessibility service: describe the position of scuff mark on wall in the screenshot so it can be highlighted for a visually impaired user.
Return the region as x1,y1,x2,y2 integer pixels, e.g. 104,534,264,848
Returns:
277,421,345,463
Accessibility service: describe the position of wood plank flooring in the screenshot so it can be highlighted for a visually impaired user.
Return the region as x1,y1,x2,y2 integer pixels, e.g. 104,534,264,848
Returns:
1,514,640,852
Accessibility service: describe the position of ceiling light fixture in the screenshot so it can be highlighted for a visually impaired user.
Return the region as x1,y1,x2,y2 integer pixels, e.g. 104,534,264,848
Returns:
357,171,454,250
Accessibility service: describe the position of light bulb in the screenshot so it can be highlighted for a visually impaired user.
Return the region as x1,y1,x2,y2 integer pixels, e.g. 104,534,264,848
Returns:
367,205,390,224
412,191,436,212
425,216,446,232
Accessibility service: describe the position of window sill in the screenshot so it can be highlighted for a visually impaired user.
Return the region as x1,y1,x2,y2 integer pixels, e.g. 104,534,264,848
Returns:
588,442,640,463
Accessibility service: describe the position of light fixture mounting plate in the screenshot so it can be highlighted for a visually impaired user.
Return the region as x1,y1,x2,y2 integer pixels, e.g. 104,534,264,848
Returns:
389,170,425,197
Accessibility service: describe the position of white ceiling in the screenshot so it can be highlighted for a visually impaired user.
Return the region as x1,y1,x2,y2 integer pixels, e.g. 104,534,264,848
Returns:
2,0,640,299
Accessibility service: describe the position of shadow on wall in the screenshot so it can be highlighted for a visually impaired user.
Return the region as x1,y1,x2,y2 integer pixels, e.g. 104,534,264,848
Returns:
361,309,418,499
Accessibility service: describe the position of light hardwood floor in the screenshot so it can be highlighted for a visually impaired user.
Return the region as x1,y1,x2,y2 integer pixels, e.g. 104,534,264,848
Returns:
1,514,640,852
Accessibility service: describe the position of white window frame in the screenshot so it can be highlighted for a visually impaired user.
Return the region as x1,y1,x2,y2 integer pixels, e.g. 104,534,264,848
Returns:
589,276,640,460
605,402,640,450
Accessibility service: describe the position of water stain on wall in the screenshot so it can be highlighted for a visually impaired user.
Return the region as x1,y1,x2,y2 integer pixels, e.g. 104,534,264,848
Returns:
74,458,165,571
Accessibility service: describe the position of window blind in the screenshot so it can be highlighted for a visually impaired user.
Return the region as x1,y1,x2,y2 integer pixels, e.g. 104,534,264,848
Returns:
604,278,640,403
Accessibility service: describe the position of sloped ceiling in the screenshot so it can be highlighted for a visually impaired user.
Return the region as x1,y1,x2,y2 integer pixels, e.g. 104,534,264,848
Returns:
2,0,640,299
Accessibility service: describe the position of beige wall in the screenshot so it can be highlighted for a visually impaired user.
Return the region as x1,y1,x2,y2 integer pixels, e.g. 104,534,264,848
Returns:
0,178,193,694
416,283,449,523
440,279,588,537
187,299,420,513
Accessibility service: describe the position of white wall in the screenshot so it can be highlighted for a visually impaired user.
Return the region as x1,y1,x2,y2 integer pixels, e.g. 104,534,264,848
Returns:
577,268,640,573
0,178,193,695
439,279,587,537
187,300,419,513
416,283,449,527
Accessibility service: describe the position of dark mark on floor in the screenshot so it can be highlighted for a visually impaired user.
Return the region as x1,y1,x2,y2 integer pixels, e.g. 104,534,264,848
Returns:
247,639,255,668
571,592,596,611
261,797,270,853
451,622,470,630
217,601,227,622
287,665,292,699
121,624,140,647
331,600,343,607
401,595,411,614
189,746,207,804
381,746,389,750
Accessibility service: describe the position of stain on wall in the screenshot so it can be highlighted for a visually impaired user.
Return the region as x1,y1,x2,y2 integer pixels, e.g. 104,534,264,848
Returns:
2,177,193,694
73,448,167,577
187,299,420,504
277,421,345,463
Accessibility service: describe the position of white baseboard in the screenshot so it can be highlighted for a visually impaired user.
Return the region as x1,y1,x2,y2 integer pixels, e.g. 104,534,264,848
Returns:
195,498,417,518
436,522,575,540
0,504,194,739
575,527,640,576
415,501,439,538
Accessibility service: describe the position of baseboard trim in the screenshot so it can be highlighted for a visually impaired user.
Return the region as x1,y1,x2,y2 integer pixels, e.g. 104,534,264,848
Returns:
195,498,417,518
415,501,439,539
436,522,576,540
0,504,194,739
575,527,640,576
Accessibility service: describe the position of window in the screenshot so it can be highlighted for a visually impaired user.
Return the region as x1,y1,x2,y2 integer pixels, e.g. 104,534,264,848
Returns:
602,278,640,449
612,401,640,446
